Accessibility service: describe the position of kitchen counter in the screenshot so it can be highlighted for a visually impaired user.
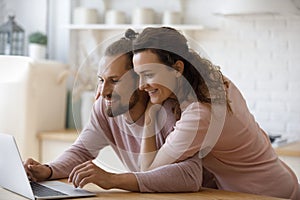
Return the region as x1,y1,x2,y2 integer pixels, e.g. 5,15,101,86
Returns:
274,141,300,157
274,140,300,180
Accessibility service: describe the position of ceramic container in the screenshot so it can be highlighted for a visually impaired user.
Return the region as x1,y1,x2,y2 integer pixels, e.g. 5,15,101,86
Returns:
105,10,126,24
73,7,98,24
162,11,182,24
132,8,155,24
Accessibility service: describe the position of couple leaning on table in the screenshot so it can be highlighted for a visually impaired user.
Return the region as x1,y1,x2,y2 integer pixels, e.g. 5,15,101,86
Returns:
24,27,300,200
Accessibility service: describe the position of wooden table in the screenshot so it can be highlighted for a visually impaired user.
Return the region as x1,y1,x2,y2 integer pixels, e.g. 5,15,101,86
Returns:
0,180,288,200
274,141,300,157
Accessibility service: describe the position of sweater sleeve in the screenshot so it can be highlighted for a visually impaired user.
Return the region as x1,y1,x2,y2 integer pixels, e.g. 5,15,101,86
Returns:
147,102,213,170
48,99,110,179
133,154,203,192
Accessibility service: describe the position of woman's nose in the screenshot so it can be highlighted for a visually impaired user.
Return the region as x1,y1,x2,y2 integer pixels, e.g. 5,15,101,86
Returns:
139,77,147,90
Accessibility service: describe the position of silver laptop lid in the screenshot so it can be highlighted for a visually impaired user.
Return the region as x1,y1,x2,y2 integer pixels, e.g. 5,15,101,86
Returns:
0,133,35,199
0,133,96,200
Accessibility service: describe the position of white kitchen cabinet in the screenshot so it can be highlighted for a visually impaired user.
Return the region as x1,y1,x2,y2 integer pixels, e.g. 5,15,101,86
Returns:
38,130,78,163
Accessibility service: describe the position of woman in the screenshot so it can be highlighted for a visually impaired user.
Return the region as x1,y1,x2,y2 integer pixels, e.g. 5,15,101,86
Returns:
131,27,300,199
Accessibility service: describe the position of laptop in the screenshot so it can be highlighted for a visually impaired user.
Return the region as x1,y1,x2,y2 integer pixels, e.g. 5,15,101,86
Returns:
0,133,96,199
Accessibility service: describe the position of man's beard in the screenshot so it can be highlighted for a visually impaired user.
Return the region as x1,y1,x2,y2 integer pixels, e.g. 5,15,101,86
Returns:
106,90,139,117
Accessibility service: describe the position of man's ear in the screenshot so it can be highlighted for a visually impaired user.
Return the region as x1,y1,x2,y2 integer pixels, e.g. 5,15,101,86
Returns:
173,60,184,77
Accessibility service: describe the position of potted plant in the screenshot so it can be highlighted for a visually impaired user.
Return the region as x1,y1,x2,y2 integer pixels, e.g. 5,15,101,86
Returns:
28,31,47,60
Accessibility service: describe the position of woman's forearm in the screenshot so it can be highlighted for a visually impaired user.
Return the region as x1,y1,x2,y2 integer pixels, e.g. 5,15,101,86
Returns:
139,103,160,171
140,119,157,171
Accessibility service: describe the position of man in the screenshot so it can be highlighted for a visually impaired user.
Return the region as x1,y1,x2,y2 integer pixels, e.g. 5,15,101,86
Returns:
24,31,214,192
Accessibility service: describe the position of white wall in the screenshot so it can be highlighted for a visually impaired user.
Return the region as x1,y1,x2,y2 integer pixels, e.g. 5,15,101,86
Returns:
195,15,300,140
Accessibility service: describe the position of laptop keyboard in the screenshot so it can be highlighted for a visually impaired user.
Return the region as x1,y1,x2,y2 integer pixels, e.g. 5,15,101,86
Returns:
30,181,68,197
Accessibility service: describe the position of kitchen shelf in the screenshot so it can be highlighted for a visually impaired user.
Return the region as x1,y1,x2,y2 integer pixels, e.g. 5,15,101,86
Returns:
65,24,208,31
213,11,293,18
66,23,215,75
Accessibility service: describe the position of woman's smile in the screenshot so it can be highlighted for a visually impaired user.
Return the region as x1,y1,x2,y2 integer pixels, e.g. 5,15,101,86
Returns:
146,89,159,96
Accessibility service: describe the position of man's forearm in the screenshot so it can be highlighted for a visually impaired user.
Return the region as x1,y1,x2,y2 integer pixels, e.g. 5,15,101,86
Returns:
49,146,95,179
110,173,140,191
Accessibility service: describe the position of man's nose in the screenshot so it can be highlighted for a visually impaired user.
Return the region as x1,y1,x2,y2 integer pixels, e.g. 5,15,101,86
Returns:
100,82,113,98
95,85,101,100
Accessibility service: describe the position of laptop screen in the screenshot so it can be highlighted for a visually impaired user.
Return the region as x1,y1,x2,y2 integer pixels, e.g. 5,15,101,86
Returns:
0,133,96,200
0,133,35,199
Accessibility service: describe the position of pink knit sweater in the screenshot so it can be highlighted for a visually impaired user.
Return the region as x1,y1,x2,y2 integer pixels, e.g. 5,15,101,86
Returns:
49,78,299,199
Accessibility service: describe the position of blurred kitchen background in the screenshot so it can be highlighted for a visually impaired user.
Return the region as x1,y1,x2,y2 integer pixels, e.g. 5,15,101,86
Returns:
0,0,299,175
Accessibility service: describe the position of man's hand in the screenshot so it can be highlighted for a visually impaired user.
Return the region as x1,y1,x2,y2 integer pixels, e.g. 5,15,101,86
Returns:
23,158,52,182
68,160,115,189
69,160,139,191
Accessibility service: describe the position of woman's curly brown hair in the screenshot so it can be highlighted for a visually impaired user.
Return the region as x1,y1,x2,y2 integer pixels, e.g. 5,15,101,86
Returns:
132,27,230,119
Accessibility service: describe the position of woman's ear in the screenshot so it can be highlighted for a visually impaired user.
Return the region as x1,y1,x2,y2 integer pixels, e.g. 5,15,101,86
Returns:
173,60,184,77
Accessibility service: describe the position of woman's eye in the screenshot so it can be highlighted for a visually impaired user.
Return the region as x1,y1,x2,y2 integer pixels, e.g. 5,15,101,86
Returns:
144,73,154,78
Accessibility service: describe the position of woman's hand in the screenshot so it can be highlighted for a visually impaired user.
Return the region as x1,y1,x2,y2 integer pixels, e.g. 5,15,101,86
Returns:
144,101,161,127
